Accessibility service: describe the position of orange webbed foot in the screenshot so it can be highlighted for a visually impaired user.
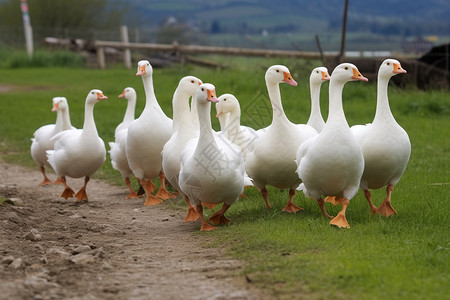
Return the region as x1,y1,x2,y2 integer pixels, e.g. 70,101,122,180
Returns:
184,206,200,223
209,214,231,225
143,195,163,206
325,196,343,205
155,187,177,200
200,223,218,231
61,187,75,200
125,191,141,199
282,202,304,213
53,177,64,185
75,188,88,202
378,201,397,217
39,177,52,186
330,213,350,229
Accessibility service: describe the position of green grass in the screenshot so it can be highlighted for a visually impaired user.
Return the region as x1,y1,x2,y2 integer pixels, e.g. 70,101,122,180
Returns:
0,58,449,300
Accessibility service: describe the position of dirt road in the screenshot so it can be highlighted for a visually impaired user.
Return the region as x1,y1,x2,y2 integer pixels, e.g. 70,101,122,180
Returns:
0,162,269,300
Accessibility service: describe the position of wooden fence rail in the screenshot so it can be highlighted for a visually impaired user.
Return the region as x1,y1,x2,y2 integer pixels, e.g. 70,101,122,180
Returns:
94,40,329,69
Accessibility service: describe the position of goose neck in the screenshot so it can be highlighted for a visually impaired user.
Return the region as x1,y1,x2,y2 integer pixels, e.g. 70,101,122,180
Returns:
123,97,136,124
373,75,395,124
141,74,162,113
326,80,346,124
197,100,215,143
309,82,323,119
266,81,289,125
172,88,193,132
81,101,98,137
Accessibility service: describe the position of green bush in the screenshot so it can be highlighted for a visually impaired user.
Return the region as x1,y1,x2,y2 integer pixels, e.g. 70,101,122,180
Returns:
0,48,85,68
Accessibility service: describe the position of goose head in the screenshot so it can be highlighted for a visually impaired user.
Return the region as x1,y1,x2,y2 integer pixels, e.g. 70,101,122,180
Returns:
265,65,298,86
118,87,136,100
136,60,153,77
216,94,239,118
86,89,108,105
51,97,69,112
178,76,203,96
380,59,407,78
331,63,368,83
196,83,219,105
310,67,330,85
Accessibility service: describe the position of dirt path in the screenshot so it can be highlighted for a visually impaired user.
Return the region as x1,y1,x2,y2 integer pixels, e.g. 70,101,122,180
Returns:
0,162,269,300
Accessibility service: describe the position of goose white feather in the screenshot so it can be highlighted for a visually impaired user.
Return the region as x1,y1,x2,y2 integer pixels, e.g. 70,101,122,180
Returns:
245,65,316,212
296,63,368,228
109,87,139,199
47,89,107,202
31,97,75,185
126,60,175,205
351,58,410,216
179,83,245,231
306,67,330,133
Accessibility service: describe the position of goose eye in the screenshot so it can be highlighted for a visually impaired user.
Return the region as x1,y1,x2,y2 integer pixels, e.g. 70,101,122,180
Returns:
201,88,204,92
91,92,95,94
224,99,227,101
387,62,390,66
316,71,319,73
276,70,279,73
191,80,194,83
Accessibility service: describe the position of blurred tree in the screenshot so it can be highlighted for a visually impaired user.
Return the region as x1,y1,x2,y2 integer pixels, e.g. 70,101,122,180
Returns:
0,0,126,29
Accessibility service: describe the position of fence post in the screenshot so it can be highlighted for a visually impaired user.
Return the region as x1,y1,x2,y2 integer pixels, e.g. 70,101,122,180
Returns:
97,46,105,69
120,25,132,69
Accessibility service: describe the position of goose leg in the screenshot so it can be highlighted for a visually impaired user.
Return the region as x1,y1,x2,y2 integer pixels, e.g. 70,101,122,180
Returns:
140,179,162,206
261,187,272,210
154,172,177,200
209,203,232,225
202,202,217,210
282,189,303,213
53,177,64,185
316,198,333,219
195,204,218,231
75,176,89,202
60,176,75,200
364,189,379,215
329,198,350,228
184,196,200,223
378,184,397,217
124,177,140,199
39,166,52,186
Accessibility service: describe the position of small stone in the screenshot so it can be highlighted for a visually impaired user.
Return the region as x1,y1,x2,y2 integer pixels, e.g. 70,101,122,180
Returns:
72,245,92,254
70,253,95,265
10,258,22,269
46,247,71,259
24,275,59,290
1,255,15,265
69,213,82,219
94,247,106,258
40,257,48,265
34,244,44,252
100,262,113,271
25,229,42,241
161,218,169,222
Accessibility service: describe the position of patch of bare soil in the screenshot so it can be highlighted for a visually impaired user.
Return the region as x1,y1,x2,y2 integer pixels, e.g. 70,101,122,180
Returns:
0,162,270,300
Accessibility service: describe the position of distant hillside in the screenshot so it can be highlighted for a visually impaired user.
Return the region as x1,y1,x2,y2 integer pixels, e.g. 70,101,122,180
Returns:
122,0,450,36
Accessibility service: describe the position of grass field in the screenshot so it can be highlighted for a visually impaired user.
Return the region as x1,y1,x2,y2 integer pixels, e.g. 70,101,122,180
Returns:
0,57,449,299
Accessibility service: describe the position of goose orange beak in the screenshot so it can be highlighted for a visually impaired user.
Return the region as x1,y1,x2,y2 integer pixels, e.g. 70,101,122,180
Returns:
118,90,126,98
393,63,407,74
282,71,298,86
51,102,59,112
321,71,331,81
97,92,108,100
136,64,146,76
207,89,219,103
216,111,223,118
352,68,368,82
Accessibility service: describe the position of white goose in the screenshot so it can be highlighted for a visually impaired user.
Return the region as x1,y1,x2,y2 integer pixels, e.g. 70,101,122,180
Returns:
351,59,409,217
162,75,203,222
31,97,74,185
306,67,330,133
126,60,175,206
296,63,368,228
179,83,245,231
245,65,317,213
109,87,139,199
215,93,258,158
47,89,108,202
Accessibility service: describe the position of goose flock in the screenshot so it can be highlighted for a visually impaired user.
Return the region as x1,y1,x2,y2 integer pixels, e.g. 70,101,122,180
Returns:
30,58,410,230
